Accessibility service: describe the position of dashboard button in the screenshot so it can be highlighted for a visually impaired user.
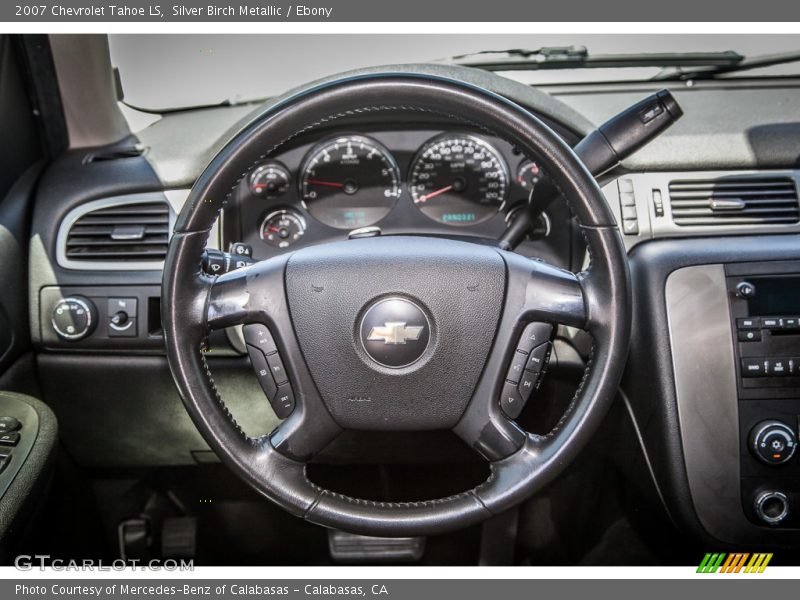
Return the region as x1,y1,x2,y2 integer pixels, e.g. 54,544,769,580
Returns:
782,317,799,329
741,358,765,377
272,383,295,419
499,381,524,420
768,359,789,376
243,324,278,355
505,350,528,384
619,191,636,207
517,322,553,354
737,317,760,330
107,297,137,319
735,282,757,299
246,345,278,400
738,330,761,342
762,317,781,329
622,219,639,235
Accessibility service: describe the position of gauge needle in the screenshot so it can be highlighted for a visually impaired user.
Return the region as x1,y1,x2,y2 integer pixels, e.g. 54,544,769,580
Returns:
415,184,453,204
307,179,345,189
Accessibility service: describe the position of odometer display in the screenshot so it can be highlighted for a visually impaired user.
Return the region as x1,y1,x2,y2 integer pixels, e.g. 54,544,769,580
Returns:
300,135,401,230
409,134,509,226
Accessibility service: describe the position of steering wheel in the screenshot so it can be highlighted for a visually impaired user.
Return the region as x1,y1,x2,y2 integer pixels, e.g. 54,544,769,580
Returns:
162,73,631,537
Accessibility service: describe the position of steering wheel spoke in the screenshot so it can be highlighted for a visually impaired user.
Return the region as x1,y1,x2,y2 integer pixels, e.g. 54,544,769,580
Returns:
505,251,588,329
206,254,290,330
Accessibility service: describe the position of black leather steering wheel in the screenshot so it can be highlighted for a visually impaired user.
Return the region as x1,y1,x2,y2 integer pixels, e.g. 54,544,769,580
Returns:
162,73,631,536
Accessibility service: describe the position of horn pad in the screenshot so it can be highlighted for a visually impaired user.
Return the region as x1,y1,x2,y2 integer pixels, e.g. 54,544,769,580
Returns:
285,236,505,430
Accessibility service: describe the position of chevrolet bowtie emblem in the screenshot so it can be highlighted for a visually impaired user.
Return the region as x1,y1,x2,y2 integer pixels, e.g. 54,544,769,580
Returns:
366,322,424,345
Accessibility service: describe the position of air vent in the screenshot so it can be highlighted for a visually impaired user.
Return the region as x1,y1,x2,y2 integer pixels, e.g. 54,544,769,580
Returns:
84,145,147,163
65,200,170,262
669,177,800,226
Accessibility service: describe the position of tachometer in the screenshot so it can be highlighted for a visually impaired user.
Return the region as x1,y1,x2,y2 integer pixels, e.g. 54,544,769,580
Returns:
299,135,401,230
409,134,509,226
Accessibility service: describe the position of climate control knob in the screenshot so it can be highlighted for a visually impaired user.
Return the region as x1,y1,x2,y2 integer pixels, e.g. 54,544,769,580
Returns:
749,420,797,465
51,296,96,341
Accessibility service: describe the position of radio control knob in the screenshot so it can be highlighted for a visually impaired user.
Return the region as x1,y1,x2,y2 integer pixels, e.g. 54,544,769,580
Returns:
51,296,96,341
749,420,797,465
736,281,756,298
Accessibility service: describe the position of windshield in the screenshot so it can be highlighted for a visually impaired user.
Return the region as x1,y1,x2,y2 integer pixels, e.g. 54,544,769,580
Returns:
109,34,800,112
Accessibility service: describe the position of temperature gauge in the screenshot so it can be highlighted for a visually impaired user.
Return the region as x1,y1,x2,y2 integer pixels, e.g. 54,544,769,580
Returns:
516,160,542,191
260,209,306,248
249,162,291,199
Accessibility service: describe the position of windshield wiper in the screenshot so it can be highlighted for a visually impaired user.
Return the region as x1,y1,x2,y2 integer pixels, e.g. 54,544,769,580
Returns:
444,45,744,72
652,50,800,81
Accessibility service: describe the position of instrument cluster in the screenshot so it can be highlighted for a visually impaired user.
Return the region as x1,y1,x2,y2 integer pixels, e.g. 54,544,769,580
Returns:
227,128,546,257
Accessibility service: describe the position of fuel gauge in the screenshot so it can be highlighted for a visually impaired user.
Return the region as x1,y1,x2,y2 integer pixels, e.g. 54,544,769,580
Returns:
515,160,542,191
249,162,291,199
260,209,306,248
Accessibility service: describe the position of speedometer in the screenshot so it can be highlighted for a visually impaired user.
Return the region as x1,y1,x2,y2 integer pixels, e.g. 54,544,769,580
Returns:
409,134,509,226
300,135,401,230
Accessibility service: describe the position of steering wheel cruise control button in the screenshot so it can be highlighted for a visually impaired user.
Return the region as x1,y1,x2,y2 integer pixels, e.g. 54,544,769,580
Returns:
273,383,296,419
242,324,295,419
243,324,278,355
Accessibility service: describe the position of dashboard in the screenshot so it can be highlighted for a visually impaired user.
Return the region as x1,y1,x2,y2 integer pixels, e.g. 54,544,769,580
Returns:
21,56,800,550
222,126,551,260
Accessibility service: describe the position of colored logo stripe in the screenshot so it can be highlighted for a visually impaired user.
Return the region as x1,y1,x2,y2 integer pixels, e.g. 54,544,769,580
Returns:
697,553,773,573
744,553,773,573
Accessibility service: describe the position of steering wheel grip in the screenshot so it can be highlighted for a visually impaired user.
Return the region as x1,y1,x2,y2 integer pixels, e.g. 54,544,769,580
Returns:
162,73,631,536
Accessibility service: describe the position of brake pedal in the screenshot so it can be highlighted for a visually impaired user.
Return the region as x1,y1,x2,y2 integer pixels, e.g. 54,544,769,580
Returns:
328,530,425,563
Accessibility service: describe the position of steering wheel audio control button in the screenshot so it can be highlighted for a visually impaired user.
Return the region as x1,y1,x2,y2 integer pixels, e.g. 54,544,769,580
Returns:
518,371,539,401
517,322,553,353
501,324,555,419
500,381,525,420
243,324,278,355
505,350,529,384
